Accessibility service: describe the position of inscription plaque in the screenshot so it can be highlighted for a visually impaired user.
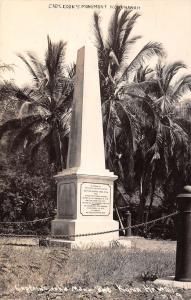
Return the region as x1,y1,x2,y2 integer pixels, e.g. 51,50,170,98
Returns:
80,183,111,216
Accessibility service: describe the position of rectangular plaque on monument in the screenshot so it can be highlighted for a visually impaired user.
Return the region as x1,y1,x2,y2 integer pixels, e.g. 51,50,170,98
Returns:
51,43,119,248
80,183,111,216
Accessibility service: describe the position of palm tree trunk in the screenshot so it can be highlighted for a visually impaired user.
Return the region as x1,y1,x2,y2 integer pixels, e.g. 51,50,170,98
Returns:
104,100,112,149
148,191,155,219
148,180,156,220
57,130,64,170
135,177,147,234
104,100,113,169
137,193,147,223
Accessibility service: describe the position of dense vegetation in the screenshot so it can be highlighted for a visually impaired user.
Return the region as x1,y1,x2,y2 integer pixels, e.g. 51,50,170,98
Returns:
0,7,191,237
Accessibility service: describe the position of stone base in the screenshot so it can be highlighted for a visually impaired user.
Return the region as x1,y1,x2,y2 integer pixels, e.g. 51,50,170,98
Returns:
154,276,191,289
51,218,119,243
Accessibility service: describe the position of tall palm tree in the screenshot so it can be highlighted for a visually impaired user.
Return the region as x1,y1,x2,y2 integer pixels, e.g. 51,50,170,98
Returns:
125,61,191,222
0,36,75,171
93,7,165,205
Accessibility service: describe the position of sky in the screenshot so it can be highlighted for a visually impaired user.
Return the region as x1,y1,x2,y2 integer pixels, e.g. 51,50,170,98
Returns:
0,0,191,91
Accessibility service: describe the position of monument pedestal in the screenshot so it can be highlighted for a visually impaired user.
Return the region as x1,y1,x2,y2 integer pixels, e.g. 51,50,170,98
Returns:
51,220,119,248
50,44,121,248
51,169,119,248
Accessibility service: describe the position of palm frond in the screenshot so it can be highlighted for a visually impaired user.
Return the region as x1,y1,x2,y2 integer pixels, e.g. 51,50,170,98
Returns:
0,115,42,139
170,122,188,147
60,108,72,138
121,42,165,80
26,52,46,85
17,54,39,82
172,74,191,100
155,95,173,114
0,82,18,101
45,36,67,101
11,119,47,151
127,35,142,46
93,12,105,51
134,65,153,83
15,87,33,101
116,80,159,98
116,101,135,152
46,36,66,79
107,9,140,65
175,117,191,135
107,6,121,50
119,12,141,61
66,63,76,79
30,126,52,158
122,92,157,131
164,61,186,91
0,63,14,72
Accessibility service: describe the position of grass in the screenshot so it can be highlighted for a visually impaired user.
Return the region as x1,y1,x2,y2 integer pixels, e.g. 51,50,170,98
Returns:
0,242,176,294
65,246,175,286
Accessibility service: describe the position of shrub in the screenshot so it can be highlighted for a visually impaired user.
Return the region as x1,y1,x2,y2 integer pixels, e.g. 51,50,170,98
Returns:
0,168,56,233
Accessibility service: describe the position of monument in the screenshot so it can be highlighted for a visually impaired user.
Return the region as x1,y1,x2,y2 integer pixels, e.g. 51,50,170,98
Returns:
51,43,119,247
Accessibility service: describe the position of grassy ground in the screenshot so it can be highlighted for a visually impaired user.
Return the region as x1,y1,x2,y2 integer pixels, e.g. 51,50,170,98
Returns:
0,238,190,299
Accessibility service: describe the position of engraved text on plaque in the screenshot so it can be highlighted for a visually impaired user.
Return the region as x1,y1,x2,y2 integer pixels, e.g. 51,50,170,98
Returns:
80,183,111,216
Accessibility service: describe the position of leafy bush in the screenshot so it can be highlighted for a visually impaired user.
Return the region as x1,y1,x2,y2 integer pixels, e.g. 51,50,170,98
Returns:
0,168,56,233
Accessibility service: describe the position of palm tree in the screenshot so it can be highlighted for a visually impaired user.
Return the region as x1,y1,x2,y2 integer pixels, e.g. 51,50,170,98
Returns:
93,7,165,205
125,61,191,223
0,36,74,171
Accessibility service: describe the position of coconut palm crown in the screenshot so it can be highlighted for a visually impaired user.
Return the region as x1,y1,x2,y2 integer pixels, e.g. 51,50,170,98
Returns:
93,7,165,203
0,36,75,171
124,61,191,221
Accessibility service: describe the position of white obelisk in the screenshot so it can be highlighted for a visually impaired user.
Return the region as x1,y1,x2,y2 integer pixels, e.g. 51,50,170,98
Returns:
51,43,119,247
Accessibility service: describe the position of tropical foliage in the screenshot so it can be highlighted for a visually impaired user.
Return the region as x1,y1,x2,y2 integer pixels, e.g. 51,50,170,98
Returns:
93,8,163,203
0,7,191,233
0,36,74,171
93,7,191,223
0,166,55,224
127,61,191,221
